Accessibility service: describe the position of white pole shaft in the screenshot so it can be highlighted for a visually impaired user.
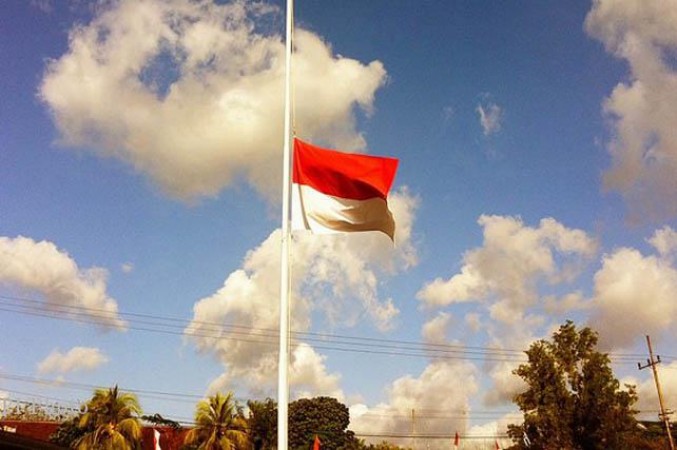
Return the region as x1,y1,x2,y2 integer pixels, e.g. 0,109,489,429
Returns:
277,0,294,449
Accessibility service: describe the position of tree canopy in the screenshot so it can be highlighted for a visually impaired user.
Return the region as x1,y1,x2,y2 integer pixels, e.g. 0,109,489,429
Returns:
507,321,638,450
247,398,277,450
74,385,142,450
184,391,250,450
289,396,354,450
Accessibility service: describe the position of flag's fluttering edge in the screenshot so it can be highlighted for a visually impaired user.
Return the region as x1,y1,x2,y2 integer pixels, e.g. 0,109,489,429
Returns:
292,138,399,240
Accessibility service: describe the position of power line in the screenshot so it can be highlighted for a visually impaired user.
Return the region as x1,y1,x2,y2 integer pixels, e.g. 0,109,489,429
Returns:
0,294,525,354
0,372,206,404
0,294,663,364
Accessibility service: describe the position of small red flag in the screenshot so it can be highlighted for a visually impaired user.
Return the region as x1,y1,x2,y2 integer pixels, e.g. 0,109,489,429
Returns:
453,432,460,449
313,435,321,450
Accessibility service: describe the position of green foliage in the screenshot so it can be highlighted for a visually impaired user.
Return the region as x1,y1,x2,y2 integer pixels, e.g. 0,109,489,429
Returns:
49,415,90,448
289,397,351,450
361,441,412,450
247,398,277,450
184,391,250,450
508,321,639,450
142,413,182,430
74,385,142,450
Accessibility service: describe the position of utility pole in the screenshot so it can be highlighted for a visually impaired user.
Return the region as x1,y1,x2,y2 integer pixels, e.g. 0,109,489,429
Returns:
638,335,675,450
411,409,416,450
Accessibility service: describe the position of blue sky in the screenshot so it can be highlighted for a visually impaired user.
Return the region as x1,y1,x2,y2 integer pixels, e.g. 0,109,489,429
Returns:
2,0,677,446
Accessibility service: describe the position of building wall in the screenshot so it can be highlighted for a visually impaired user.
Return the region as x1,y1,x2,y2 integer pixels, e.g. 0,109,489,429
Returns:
0,420,189,450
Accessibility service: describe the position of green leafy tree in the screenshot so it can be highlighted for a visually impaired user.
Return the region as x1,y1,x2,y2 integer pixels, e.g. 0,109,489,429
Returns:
247,398,277,450
289,397,351,450
507,321,638,450
184,391,250,450
50,415,91,448
74,385,142,450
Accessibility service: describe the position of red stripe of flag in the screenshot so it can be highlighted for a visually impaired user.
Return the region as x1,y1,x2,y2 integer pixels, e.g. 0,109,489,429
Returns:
293,139,398,201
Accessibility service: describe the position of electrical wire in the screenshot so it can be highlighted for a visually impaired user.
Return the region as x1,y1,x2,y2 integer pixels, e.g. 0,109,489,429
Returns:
0,294,667,364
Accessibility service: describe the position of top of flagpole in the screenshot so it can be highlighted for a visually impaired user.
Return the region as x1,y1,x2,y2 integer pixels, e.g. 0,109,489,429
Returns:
277,0,294,449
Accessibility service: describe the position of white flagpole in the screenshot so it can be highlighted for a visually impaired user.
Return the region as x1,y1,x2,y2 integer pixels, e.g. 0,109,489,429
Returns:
278,0,294,449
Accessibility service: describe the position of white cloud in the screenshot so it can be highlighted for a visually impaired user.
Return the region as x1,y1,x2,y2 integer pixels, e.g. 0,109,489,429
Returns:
289,343,343,400
121,262,134,274
416,215,597,324
39,0,387,201
543,291,589,315
476,101,503,136
648,225,677,258
586,0,677,219
483,361,526,407
466,413,519,449
185,190,418,396
37,347,109,375
0,236,126,330
421,312,452,345
349,360,479,449
589,246,677,349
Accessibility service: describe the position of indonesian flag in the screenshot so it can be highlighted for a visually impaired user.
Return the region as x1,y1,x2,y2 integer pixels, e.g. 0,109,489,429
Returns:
153,429,162,450
453,431,460,449
292,139,399,240
313,435,321,450
494,439,501,450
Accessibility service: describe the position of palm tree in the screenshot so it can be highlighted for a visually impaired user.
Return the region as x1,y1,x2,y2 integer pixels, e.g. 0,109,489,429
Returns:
185,391,250,450
74,385,142,450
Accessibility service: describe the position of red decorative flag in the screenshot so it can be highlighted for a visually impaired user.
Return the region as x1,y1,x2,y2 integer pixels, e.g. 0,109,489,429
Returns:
495,439,501,450
153,429,162,450
292,138,399,240
313,435,321,450
453,431,460,449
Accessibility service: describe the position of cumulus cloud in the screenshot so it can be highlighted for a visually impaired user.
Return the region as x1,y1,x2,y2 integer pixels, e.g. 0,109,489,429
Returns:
648,225,677,258
416,215,597,323
476,101,503,136
483,360,527,407
185,190,418,396
589,245,677,350
466,413,518,449
543,291,589,315
0,236,126,329
421,312,452,345
586,0,677,219
349,360,479,449
37,347,109,375
39,0,387,201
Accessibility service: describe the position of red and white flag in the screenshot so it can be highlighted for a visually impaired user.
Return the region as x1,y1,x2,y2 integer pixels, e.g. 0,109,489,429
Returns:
153,429,162,450
292,139,399,240
494,439,501,450
313,435,321,450
453,431,460,449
